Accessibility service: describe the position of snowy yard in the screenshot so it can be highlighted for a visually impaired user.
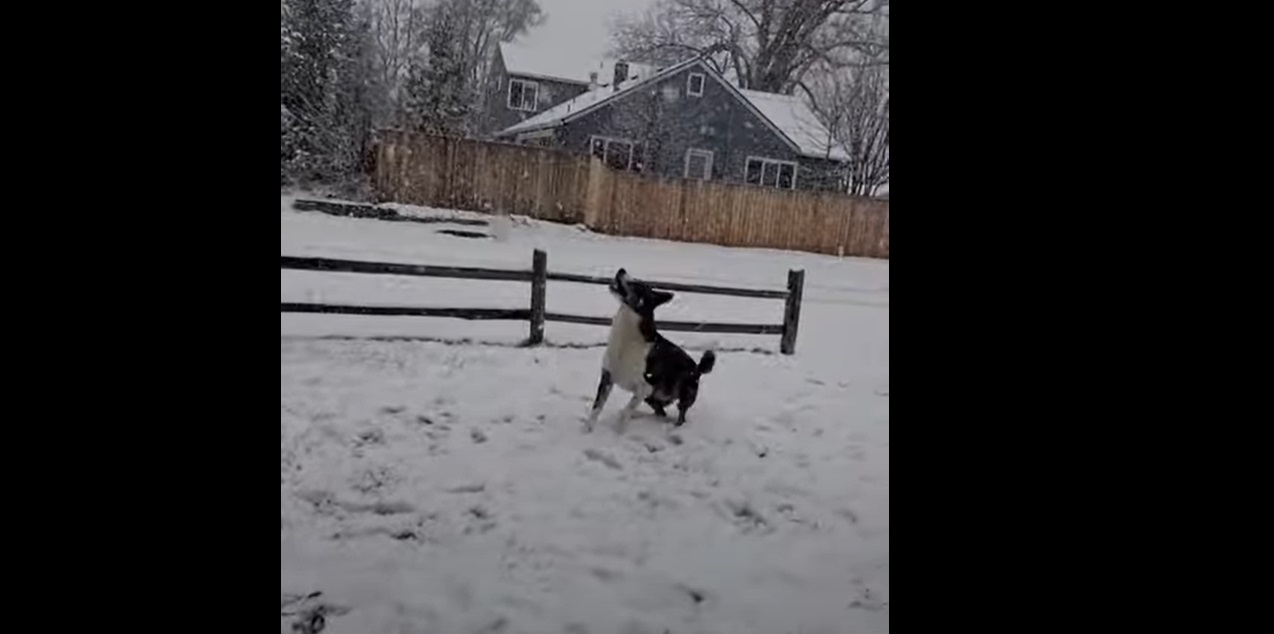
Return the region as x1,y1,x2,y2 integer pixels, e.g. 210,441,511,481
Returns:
281,195,890,633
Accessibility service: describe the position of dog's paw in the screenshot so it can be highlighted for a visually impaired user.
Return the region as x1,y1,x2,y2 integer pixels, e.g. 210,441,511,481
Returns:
582,406,600,429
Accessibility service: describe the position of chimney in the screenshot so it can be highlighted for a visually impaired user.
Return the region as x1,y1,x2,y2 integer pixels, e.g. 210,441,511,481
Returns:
588,71,599,91
613,61,629,91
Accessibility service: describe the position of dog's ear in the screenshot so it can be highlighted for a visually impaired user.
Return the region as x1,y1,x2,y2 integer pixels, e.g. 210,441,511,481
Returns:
650,290,674,307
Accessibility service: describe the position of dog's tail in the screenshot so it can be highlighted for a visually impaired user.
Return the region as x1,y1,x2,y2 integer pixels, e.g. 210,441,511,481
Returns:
697,350,716,375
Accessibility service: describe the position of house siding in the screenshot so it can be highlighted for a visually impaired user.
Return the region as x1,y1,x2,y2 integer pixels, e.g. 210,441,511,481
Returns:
555,62,837,191
479,49,589,137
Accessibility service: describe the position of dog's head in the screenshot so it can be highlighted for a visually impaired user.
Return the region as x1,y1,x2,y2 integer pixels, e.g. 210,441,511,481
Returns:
609,268,673,314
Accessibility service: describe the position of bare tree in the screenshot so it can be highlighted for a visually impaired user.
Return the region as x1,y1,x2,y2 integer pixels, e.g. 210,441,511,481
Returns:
443,0,546,88
611,0,888,94
805,63,888,196
366,0,545,130
368,0,427,118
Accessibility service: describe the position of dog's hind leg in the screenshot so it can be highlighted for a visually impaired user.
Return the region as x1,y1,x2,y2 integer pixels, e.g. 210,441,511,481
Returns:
674,384,699,427
584,370,613,432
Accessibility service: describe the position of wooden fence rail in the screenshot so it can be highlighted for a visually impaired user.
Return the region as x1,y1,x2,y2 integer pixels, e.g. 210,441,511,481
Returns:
280,250,806,354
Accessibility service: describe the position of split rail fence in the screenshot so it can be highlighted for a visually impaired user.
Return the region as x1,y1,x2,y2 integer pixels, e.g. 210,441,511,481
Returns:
280,250,805,354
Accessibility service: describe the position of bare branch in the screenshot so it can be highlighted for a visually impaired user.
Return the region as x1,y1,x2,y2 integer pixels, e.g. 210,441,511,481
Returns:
611,0,887,94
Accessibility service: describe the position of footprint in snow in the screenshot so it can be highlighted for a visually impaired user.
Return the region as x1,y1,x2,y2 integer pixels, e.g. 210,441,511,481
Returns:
582,448,623,470
281,592,350,634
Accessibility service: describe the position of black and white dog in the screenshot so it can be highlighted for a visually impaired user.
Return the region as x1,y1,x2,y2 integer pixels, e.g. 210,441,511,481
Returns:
585,268,716,432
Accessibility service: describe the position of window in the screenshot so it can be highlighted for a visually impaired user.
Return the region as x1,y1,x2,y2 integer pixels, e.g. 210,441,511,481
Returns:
777,163,795,188
745,157,798,189
507,78,539,111
590,136,644,172
684,149,713,180
604,140,633,170
687,73,705,97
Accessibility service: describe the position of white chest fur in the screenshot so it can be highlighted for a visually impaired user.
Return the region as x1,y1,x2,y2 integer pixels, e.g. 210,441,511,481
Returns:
602,306,652,393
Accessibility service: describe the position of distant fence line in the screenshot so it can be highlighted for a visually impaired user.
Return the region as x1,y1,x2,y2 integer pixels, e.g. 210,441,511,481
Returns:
372,132,889,259
280,250,806,354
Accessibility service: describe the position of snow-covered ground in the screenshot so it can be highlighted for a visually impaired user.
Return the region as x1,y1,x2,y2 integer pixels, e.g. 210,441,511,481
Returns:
281,195,890,634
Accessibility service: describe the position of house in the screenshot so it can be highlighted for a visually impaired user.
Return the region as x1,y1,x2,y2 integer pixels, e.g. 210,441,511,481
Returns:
488,54,848,192
477,42,658,137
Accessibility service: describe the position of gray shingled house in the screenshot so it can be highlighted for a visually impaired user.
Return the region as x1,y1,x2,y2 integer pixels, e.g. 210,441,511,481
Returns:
477,42,658,138
488,54,848,192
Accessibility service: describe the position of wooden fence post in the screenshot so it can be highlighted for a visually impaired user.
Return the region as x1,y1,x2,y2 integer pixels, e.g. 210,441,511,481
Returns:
583,157,605,229
529,249,547,345
780,269,805,355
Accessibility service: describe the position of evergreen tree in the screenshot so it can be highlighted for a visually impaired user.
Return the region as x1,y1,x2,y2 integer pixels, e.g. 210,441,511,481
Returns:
281,0,374,187
402,6,473,137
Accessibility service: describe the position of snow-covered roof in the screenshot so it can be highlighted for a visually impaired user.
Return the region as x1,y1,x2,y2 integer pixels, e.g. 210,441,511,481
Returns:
738,89,849,161
497,57,703,137
500,88,625,135
498,42,657,86
496,58,848,162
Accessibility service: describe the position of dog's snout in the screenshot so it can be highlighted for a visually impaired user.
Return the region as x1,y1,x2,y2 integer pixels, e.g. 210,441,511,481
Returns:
610,268,630,294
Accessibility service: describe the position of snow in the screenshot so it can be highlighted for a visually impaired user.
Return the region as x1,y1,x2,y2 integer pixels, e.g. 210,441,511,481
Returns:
499,41,658,86
496,57,848,163
498,58,698,137
498,85,618,136
281,195,889,633
739,89,851,161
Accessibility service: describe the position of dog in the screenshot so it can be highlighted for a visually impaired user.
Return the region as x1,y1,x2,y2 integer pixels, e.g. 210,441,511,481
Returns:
585,268,716,432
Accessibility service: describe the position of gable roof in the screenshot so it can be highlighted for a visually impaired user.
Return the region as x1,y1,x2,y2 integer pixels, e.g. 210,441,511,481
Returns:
498,42,657,86
494,57,848,161
738,89,848,161
496,57,703,137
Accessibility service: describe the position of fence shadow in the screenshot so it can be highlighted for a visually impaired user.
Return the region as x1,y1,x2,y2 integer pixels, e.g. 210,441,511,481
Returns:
280,334,777,356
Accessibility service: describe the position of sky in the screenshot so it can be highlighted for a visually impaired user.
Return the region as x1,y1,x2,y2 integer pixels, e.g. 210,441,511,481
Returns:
516,0,658,67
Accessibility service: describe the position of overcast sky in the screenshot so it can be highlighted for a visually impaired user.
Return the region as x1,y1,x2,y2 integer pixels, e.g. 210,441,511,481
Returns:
516,0,657,66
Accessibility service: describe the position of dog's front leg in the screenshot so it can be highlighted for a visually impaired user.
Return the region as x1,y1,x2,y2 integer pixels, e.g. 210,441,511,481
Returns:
615,385,651,434
584,370,613,432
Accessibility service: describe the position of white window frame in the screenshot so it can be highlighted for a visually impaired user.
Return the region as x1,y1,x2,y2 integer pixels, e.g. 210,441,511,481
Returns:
744,156,799,190
684,148,714,180
589,135,640,171
507,78,539,112
687,72,705,97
